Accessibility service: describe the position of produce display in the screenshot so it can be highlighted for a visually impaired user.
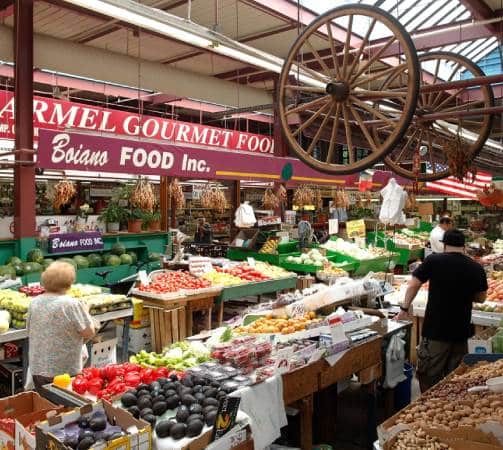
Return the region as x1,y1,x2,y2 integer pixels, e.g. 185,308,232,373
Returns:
67,284,103,298
0,289,30,328
131,341,211,370
120,372,226,441
285,249,328,266
253,261,292,279
385,232,424,248
215,264,270,282
392,359,503,431
234,312,322,335
81,294,132,315
472,302,503,313
202,270,244,287
390,429,452,450
259,238,278,254
486,276,503,303
322,238,394,259
210,335,272,370
49,405,137,449
494,239,503,255
398,228,430,242
136,271,211,295
18,285,45,296
316,263,348,280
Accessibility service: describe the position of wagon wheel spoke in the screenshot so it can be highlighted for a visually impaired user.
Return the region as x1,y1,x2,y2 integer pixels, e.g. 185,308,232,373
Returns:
277,4,419,175
384,52,493,181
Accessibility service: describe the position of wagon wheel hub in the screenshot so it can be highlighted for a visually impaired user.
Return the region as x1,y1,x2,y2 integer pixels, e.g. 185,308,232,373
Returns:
326,81,350,102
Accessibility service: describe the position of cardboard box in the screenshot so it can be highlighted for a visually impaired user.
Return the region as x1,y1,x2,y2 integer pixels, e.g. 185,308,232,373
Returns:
229,229,258,250
116,326,152,353
468,328,495,354
0,391,62,450
36,400,151,450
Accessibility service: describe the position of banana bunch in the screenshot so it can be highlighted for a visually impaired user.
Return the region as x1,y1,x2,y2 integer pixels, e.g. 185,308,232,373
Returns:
259,239,279,254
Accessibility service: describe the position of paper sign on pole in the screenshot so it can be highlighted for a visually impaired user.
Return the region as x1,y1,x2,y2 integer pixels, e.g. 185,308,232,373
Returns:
91,338,117,368
346,219,366,238
328,219,339,235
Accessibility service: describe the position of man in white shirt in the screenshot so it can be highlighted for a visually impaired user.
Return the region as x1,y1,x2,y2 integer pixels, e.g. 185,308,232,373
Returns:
429,217,453,253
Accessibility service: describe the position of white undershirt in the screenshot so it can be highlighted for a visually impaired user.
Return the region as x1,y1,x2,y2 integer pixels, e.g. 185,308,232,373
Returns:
429,225,445,253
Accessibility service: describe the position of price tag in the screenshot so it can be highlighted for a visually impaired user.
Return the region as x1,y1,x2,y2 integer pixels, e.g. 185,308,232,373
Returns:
247,257,255,268
328,218,339,235
330,322,346,343
307,348,326,364
28,282,41,287
274,347,293,374
289,301,307,318
138,270,149,285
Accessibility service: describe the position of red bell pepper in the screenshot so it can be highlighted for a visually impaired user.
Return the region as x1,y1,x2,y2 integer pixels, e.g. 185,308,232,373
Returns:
87,377,104,396
124,372,141,387
140,368,155,384
82,367,101,380
155,367,169,378
122,363,140,373
72,376,88,395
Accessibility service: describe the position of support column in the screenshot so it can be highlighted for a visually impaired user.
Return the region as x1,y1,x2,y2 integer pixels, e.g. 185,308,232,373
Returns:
272,75,289,158
160,176,169,231
14,0,36,241
231,180,240,239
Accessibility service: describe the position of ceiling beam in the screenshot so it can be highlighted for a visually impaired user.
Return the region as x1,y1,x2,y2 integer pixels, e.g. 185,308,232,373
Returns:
459,0,501,34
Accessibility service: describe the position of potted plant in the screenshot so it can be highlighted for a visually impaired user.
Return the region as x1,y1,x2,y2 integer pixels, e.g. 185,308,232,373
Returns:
144,209,161,231
99,201,124,232
127,208,144,233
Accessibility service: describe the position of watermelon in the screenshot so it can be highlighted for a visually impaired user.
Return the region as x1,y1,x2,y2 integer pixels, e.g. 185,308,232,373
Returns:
0,265,16,278
102,253,112,265
58,258,77,269
87,253,102,268
22,262,35,274
148,252,161,262
120,254,133,265
27,248,44,264
7,256,22,266
42,258,54,268
73,255,89,269
111,243,126,256
12,264,24,276
108,255,121,266
31,262,42,272
126,251,138,264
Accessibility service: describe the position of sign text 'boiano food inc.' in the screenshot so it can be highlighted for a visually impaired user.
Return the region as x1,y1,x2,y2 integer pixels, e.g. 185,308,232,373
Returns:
0,90,274,154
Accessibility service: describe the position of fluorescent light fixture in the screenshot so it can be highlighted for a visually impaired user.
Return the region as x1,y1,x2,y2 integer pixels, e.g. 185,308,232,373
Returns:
61,0,326,88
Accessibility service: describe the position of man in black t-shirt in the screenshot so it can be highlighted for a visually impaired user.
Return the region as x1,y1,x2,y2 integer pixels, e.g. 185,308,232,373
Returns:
395,229,488,392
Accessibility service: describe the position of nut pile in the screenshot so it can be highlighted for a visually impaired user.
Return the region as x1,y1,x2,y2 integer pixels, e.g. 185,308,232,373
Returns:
391,429,452,450
396,360,503,431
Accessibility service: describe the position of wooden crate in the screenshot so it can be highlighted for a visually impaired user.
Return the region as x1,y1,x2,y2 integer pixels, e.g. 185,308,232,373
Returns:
147,306,186,353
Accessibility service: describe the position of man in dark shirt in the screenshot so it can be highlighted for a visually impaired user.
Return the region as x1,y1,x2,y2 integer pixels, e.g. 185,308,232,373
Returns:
395,229,488,392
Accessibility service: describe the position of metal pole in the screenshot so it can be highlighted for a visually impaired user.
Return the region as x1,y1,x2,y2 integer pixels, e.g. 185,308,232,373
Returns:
418,73,503,93
14,0,36,240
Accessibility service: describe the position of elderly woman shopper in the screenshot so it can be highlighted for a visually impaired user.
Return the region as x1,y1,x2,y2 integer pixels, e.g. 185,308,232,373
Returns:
27,261,96,390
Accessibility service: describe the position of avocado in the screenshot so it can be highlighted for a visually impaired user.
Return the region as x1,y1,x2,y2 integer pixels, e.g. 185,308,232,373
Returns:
76,437,95,450
203,405,218,415
166,396,180,410
186,419,204,438
181,394,196,407
187,414,204,424
182,376,194,388
205,410,217,427
170,423,187,440
176,406,190,423
216,391,227,400
203,397,219,407
142,414,156,427
210,381,221,388
192,376,205,386
89,416,107,432
204,388,218,398
164,389,176,397
152,394,166,404
137,383,150,391
137,397,152,410
127,406,140,419
77,415,90,429
157,377,168,385
155,420,175,438
152,401,168,416
150,381,161,390
140,408,154,418
169,373,179,381
189,403,203,415
192,385,203,393
137,389,150,398
164,382,175,391
127,388,138,396
121,392,138,408
64,435,79,449
194,393,206,403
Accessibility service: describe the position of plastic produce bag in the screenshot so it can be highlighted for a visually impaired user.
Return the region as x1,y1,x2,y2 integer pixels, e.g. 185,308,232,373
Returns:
234,201,256,228
383,333,406,389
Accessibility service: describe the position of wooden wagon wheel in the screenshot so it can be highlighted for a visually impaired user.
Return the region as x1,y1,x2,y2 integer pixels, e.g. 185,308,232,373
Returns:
277,4,420,175
383,51,494,181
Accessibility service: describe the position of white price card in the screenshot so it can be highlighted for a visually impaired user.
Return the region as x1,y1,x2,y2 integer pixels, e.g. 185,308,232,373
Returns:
247,257,255,268
328,218,339,235
330,322,346,343
138,270,149,285
289,301,307,318
274,347,293,374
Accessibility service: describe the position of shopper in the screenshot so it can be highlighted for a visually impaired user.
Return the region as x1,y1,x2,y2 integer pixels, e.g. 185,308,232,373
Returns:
194,218,212,244
27,261,95,391
429,217,453,253
396,229,487,392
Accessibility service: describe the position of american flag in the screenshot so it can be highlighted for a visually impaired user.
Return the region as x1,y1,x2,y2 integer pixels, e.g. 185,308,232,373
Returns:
425,169,492,199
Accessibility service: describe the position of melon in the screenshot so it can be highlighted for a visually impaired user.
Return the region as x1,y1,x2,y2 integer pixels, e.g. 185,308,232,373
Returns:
73,255,89,269
107,255,121,266
111,243,126,256
21,262,35,274
87,254,102,268
120,254,133,265
12,264,24,276
7,256,22,266
0,265,16,278
30,262,43,272
126,251,138,264
148,252,161,262
26,248,44,264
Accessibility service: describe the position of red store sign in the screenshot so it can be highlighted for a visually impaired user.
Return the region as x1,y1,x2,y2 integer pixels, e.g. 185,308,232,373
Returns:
0,90,274,154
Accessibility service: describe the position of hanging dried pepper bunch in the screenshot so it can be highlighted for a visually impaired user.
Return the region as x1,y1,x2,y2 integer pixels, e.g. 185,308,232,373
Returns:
315,189,322,209
169,178,185,210
52,178,76,210
201,184,228,213
262,188,280,210
443,138,477,181
277,185,287,205
130,176,155,212
293,185,314,208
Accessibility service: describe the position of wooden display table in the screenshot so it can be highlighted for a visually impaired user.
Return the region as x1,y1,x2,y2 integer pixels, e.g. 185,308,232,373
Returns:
135,291,221,352
282,336,383,450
